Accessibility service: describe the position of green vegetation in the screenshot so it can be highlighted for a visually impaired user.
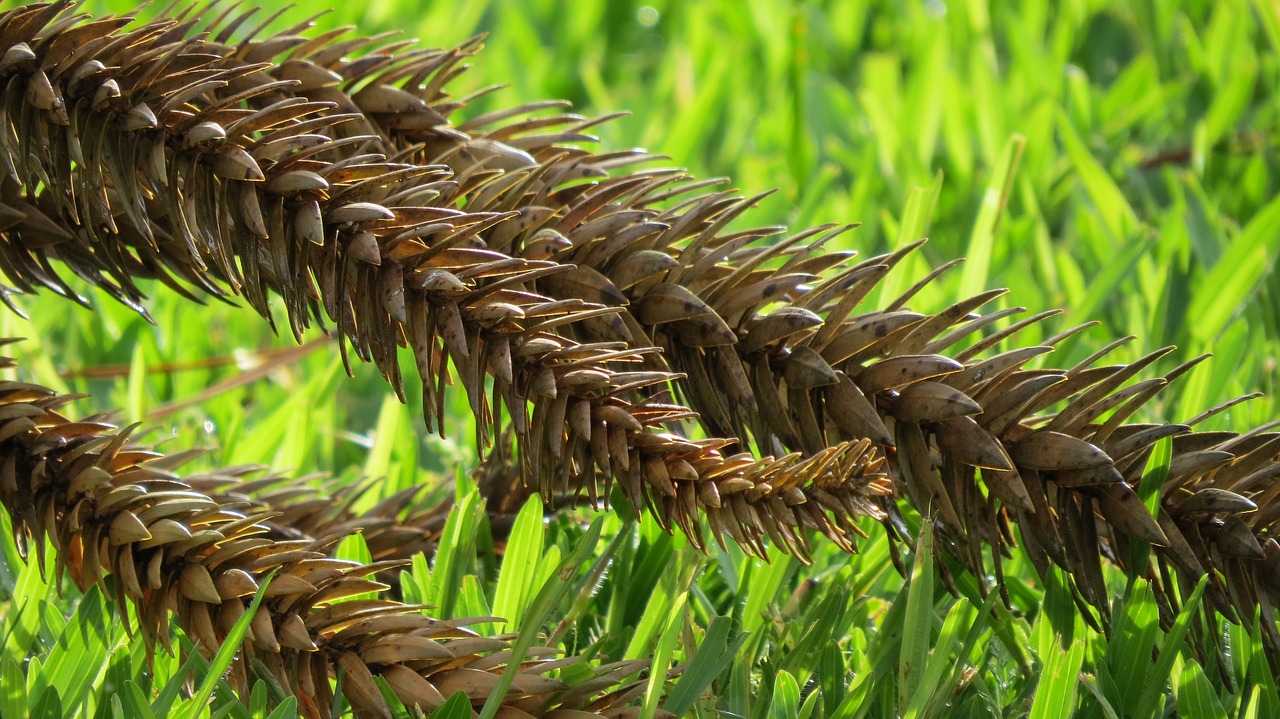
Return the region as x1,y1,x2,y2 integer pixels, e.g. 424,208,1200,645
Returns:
3,0,1280,717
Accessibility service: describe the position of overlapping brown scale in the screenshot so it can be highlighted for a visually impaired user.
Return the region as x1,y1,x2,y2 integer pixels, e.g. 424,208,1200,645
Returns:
0,0,893,564
0,346,666,718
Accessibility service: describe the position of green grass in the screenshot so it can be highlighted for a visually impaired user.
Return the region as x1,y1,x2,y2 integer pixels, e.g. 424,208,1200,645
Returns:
3,0,1280,717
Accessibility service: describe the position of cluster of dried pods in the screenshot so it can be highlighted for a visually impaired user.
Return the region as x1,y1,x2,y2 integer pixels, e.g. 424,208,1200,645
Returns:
2,0,1280,713
0,343,663,718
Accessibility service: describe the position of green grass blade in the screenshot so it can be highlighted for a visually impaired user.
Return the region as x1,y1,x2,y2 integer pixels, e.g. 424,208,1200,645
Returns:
642,593,686,719
1174,657,1228,719
898,519,934,712
767,669,800,719
664,616,743,716
177,570,275,719
477,517,609,719
959,135,1025,299
1134,575,1210,719
490,494,545,633
0,656,25,719
1189,194,1280,342
428,692,472,719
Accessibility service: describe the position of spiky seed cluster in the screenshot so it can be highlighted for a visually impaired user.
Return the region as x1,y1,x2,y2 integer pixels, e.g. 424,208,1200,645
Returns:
1,0,1280,684
0,0,894,565
186,468,450,566
0,345,670,718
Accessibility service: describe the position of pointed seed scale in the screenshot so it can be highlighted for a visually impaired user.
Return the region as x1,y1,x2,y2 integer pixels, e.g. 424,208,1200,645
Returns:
239,183,268,236
215,568,259,599
108,510,152,544
336,651,393,719
426,667,501,700
568,399,593,439
96,484,147,514
857,354,964,394
1098,484,1169,546
381,664,448,710
1213,515,1264,558
92,78,120,109
488,337,515,385
179,563,222,604
68,59,108,90
347,232,381,265
184,121,227,148
353,82,429,113
542,265,629,306
608,424,630,472
410,269,468,293
674,312,739,347
439,301,470,359
643,455,677,497
249,606,280,652
138,517,191,547
125,102,157,131
361,635,454,664
635,283,713,325
294,199,325,244
933,416,1013,471
699,480,723,508
266,170,330,194
559,368,610,389
1009,430,1113,471
69,465,113,495
469,137,539,170
211,146,265,181
26,69,57,110
467,302,526,326
276,59,344,88
824,375,893,446
718,477,755,495
278,613,319,651
611,249,679,290
0,43,35,73
262,572,318,597
889,381,982,423
1175,487,1258,516
1051,464,1125,487
783,346,840,388
530,366,558,398
669,458,699,482
328,202,395,224
740,306,824,353
524,228,573,260
978,468,1035,512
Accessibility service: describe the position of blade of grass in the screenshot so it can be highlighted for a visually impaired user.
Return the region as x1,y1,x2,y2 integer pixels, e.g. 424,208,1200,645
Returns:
959,134,1025,299
1134,575,1210,718
176,570,275,719
898,518,935,711
664,616,745,716
478,516,612,719
490,494,545,633
642,593,686,719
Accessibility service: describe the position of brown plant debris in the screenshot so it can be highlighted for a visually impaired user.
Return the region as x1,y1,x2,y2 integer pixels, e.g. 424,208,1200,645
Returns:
2,0,1280,680
0,343,673,718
